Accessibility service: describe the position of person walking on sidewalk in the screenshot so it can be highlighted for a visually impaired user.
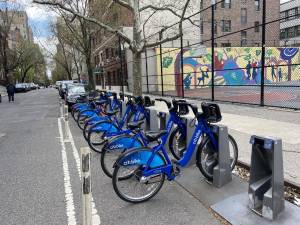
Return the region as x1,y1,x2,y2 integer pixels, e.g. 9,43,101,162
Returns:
6,83,15,102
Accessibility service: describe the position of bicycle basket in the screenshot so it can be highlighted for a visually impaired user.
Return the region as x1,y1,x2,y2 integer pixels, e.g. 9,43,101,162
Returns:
201,102,222,123
144,96,155,107
134,96,144,105
177,100,189,116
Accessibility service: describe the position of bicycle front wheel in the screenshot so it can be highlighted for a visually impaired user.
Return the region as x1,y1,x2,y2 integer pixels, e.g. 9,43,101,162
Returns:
112,148,166,203
196,134,238,181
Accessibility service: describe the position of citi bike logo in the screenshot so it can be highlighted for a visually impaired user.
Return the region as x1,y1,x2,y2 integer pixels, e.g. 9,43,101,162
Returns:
123,159,141,166
193,130,201,145
109,144,124,150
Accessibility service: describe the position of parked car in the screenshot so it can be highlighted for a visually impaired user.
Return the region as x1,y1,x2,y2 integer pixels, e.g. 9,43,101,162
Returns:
65,84,88,111
59,80,79,99
15,83,26,93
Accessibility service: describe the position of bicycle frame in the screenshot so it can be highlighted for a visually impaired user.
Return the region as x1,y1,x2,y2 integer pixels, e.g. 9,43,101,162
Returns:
141,117,218,181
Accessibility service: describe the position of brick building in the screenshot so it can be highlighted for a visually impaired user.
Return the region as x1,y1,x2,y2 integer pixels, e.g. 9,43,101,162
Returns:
280,0,300,46
200,0,280,47
89,0,133,89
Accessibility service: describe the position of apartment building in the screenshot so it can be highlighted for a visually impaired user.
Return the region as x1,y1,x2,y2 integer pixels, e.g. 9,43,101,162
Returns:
201,0,280,47
280,0,300,46
6,11,33,49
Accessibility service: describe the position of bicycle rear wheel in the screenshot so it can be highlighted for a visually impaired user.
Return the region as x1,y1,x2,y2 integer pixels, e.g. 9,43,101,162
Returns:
112,148,166,203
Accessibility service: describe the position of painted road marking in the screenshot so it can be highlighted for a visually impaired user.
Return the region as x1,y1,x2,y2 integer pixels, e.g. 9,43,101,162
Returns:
58,118,77,225
66,121,101,225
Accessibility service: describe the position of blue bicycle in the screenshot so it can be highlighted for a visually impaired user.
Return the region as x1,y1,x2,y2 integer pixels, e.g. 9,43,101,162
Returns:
87,96,152,153
82,93,123,140
76,92,117,130
100,98,188,178
112,102,238,203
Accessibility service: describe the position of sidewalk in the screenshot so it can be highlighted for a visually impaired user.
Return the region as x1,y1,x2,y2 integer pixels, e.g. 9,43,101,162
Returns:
114,90,300,186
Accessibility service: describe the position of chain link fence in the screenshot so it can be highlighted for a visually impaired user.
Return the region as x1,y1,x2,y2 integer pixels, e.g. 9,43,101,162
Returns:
117,0,300,110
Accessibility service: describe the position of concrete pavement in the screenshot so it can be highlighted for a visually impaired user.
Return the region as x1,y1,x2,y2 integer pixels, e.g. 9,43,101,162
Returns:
141,94,300,186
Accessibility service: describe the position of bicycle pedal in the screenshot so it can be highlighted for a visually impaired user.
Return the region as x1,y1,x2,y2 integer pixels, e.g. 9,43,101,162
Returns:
172,164,181,176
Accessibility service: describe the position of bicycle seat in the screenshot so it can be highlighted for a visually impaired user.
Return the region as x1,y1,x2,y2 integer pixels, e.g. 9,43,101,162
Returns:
127,120,144,130
106,109,119,116
145,130,168,142
95,100,107,105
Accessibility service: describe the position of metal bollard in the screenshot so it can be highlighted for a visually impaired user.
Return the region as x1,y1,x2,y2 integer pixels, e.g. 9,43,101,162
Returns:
64,105,69,141
212,125,232,188
248,136,285,220
81,147,92,225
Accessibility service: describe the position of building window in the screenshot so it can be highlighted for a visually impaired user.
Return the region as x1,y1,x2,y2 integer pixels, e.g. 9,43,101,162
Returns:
200,20,204,34
280,29,287,39
214,20,218,34
221,0,231,9
111,48,114,58
241,8,247,24
105,49,109,59
241,39,247,46
221,20,231,32
288,8,297,20
296,26,300,37
255,0,260,11
254,21,260,32
241,31,247,46
287,27,295,38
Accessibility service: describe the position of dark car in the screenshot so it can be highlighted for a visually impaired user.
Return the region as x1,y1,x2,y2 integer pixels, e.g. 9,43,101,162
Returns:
65,84,88,111
15,83,26,93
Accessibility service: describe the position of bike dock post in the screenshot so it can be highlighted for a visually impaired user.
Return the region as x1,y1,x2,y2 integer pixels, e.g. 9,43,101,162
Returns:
212,125,232,188
149,109,159,131
248,136,284,220
81,147,92,225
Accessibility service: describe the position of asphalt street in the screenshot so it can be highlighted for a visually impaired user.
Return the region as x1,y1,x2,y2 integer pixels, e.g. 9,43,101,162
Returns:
0,89,222,225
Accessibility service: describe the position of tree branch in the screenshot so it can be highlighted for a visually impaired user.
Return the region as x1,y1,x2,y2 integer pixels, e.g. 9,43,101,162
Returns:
33,0,133,47
142,0,191,50
114,0,133,11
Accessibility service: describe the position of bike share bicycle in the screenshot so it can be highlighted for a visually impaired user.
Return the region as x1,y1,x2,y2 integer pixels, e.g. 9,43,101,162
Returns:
86,95,153,153
99,98,194,178
76,91,121,130
112,101,238,203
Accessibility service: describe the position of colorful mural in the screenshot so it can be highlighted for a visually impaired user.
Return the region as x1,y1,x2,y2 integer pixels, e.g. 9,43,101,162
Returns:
156,47,300,94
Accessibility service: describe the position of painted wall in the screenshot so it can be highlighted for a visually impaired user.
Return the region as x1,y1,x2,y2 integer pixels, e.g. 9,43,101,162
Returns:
156,47,300,93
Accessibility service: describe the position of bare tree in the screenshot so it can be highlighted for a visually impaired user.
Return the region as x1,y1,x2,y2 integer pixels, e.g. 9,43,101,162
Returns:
0,5,22,84
33,0,193,95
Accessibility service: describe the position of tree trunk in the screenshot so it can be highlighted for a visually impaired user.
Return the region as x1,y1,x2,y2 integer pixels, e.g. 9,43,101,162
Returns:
86,57,95,90
132,51,142,96
132,0,143,96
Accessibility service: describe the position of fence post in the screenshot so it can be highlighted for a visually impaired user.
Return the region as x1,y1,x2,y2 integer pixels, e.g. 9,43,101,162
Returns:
211,1,215,101
180,33,185,98
145,47,150,94
81,147,92,225
260,0,266,106
159,31,164,96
